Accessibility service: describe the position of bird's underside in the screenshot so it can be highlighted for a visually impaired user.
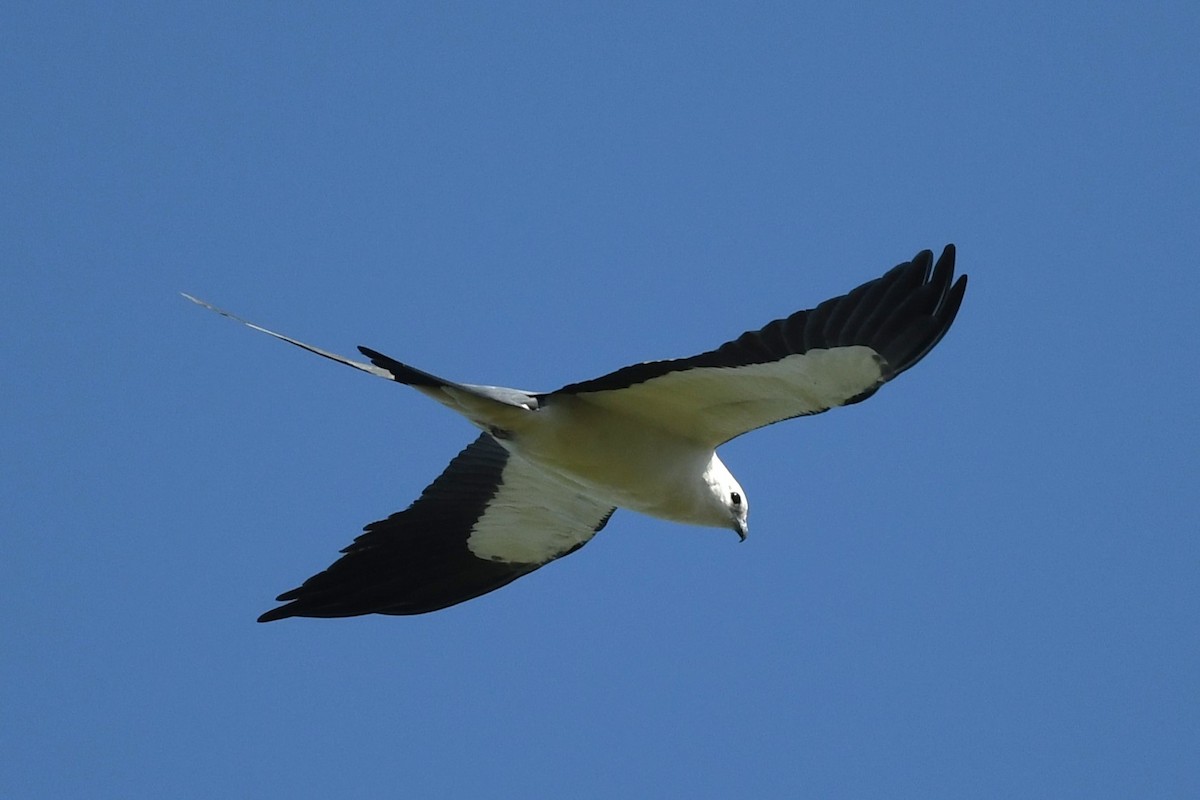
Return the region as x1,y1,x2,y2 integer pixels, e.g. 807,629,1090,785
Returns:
185,245,967,621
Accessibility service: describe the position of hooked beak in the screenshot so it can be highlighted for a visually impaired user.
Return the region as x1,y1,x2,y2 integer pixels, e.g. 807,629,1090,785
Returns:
733,518,748,542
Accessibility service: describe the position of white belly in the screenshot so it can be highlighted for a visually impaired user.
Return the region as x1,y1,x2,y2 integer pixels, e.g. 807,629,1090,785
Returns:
509,395,719,525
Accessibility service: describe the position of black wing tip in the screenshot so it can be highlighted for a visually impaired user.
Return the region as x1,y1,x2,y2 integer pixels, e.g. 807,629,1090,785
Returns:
928,243,967,334
255,569,537,620
933,244,960,288
256,600,382,622
256,605,294,623
915,243,955,282
255,587,309,621
930,244,957,296
912,247,934,273
881,243,967,376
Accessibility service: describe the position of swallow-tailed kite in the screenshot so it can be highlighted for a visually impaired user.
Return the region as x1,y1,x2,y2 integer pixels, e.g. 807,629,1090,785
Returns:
186,245,967,621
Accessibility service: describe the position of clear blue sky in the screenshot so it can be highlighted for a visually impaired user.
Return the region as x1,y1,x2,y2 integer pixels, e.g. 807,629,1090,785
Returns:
4,3,1197,798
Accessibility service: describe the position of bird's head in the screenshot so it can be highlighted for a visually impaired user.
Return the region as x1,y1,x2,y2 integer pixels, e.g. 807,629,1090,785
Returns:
704,454,749,541
729,490,749,541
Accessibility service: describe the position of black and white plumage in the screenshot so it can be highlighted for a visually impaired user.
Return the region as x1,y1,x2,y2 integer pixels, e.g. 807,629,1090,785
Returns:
186,245,967,621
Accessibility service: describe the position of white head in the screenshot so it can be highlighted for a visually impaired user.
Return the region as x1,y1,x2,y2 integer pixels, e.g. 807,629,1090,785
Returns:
702,454,749,541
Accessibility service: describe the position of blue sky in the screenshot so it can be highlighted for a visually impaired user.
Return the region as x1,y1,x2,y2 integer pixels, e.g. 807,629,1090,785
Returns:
3,2,1197,797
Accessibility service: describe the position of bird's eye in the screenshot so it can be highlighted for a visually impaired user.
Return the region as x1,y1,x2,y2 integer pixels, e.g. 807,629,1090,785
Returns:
731,491,742,506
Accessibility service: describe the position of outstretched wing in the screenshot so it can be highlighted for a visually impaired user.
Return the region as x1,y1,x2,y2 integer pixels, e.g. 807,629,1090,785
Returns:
547,245,967,446
258,433,615,620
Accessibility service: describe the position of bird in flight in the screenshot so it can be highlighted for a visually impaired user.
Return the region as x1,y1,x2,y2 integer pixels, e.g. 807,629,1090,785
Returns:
186,245,966,621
